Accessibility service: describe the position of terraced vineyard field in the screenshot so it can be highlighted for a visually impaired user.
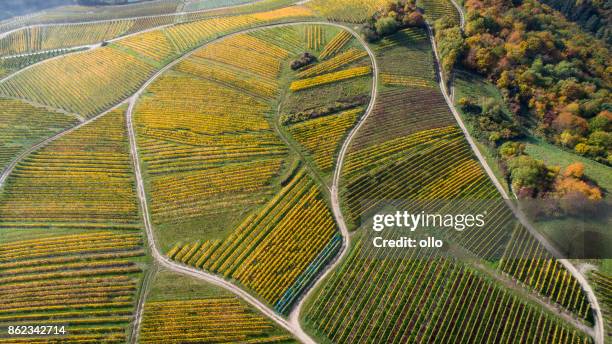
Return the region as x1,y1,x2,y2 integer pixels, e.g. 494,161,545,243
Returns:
0,47,158,117
306,0,388,23
0,0,299,57
288,108,363,172
0,97,78,171
303,238,591,344
0,6,315,118
169,169,340,313
376,28,436,90
0,107,145,343
0,21,132,56
0,232,144,343
0,107,140,227
140,269,296,343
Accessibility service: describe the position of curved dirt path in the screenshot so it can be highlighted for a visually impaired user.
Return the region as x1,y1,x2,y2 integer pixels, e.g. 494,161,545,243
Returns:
449,0,465,29
427,23,604,344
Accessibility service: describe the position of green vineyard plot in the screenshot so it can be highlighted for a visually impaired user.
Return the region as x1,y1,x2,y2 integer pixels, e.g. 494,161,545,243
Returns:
140,269,297,343
0,107,146,343
0,97,78,171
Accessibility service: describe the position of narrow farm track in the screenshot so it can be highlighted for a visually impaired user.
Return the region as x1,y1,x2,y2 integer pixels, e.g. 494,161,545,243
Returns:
428,23,605,344
129,265,157,344
0,45,89,60
273,103,331,195
449,0,465,29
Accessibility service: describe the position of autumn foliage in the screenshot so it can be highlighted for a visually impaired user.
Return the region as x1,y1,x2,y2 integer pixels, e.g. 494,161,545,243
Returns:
459,0,611,164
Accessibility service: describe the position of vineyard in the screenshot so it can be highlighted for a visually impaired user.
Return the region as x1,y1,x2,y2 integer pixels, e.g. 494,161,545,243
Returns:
0,1,604,343
0,14,178,56
168,169,339,313
302,237,591,344
0,107,140,227
3,0,180,28
590,271,612,342
419,0,461,24
290,66,371,91
0,21,132,56
280,27,372,178
0,47,158,117
133,28,296,245
131,25,375,314
288,108,362,172
306,0,388,23
501,225,592,320
0,6,315,120
0,97,78,170
319,31,352,59
351,88,456,149
0,49,81,78
114,30,179,64
141,298,295,343
0,231,144,343
375,28,436,89
141,269,296,343
341,123,516,259
163,6,314,52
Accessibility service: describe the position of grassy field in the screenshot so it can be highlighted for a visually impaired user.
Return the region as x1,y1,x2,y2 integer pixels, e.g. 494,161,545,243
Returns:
523,137,612,192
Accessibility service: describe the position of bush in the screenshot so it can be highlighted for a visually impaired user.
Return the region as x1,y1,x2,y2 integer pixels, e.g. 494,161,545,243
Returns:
280,95,369,125
291,53,316,70
375,16,400,36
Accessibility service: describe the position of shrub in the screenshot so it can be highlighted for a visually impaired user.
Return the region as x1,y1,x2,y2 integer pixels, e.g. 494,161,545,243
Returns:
291,52,316,70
